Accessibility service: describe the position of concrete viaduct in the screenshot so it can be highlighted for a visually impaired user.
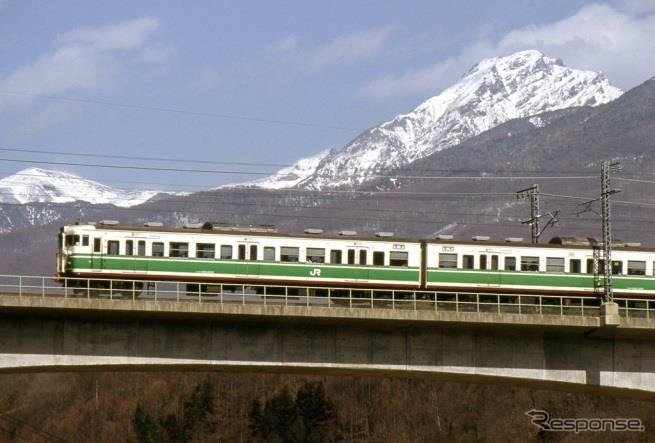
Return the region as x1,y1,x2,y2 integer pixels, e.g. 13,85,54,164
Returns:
1,295,655,400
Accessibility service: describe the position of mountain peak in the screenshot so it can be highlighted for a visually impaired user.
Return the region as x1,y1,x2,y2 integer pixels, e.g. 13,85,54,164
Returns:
293,49,622,190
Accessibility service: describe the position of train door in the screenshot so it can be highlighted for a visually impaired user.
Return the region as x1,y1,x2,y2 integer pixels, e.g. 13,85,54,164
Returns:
346,246,369,281
129,238,148,273
237,241,260,279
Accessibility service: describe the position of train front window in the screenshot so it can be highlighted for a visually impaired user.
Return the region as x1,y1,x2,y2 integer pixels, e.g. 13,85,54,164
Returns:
65,235,80,246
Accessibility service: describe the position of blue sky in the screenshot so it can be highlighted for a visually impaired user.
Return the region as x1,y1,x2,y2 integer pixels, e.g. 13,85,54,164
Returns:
1,0,655,190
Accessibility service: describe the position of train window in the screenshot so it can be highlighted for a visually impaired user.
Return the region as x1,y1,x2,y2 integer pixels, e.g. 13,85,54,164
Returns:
238,245,247,260
347,249,356,265
521,256,539,272
138,241,146,256
196,243,215,259
93,238,101,253
628,260,646,275
491,255,499,270
307,248,325,263
250,245,258,261
546,257,565,273
463,255,474,270
107,240,120,256
359,250,368,265
220,245,233,259
570,259,582,273
612,260,623,275
170,242,189,258
373,251,385,266
126,240,134,256
65,235,81,246
439,253,457,269
264,247,276,261
330,250,342,264
480,255,488,270
152,242,164,257
281,247,299,262
82,236,89,246
390,251,409,267
505,257,516,271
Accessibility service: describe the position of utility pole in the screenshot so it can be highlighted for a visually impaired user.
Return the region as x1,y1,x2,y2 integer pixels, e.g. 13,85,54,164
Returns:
601,161,621,303
516,184,540,243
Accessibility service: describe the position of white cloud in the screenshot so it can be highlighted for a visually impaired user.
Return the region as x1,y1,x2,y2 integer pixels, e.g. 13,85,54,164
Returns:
0,17,164,113
266,34,298,54
359,3,655,98
304,27,393,71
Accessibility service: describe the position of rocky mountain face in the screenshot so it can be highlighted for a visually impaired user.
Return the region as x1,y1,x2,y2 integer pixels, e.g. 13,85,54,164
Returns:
258,50,621,190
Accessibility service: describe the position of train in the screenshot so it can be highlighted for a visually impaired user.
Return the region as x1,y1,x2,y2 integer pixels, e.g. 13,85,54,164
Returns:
56,220,655,297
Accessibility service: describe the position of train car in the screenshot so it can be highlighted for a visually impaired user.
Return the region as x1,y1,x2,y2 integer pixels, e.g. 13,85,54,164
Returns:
56,221,423,292
424,235,655,297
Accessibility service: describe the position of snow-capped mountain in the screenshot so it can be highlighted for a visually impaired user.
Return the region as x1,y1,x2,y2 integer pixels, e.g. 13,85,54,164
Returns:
217,149,332,190
262,50,622,190
0,167,160,207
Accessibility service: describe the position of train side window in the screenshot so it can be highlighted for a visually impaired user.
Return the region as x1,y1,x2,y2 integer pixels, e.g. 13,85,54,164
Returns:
347,249,355,265
263,247,276,261
491,255,499,270
480,255,488,270
307,248,325,263
612,260,623,275
281,247,299,262
93,238,101,253
390,251,408,267
505,257,516,271
196,243,215,259
628,260,646,275
170,242,189,258
359,250,367,265
330,250,342,264
82,236,89,246
138,240,146,256
569,259,581,273
152,242,164,257
250,245,258,261
546,257,565,273
107,240,120,256
373,251,385,266
238,245,247,260
439,253,457,268
126,240,134,256
220,245,233,259
463,255,474,270
521,256,540,272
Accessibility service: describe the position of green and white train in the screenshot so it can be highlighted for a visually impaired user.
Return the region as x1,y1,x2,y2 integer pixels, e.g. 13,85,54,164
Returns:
56,221,655,297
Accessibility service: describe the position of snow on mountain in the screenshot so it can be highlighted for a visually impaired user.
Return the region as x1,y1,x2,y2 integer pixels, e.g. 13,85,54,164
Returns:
0,167,160,207
290,49,622,190
216,149,332,190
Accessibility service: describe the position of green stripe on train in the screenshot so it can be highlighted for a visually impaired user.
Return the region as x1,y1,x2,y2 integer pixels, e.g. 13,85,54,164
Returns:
427,269,655,291
67,255,419,282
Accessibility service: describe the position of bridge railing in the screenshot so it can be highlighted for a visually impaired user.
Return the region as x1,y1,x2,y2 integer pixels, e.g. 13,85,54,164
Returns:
1,274,654,319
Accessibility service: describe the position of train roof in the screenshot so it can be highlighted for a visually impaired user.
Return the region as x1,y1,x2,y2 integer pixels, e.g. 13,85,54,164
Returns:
62,221,655,252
